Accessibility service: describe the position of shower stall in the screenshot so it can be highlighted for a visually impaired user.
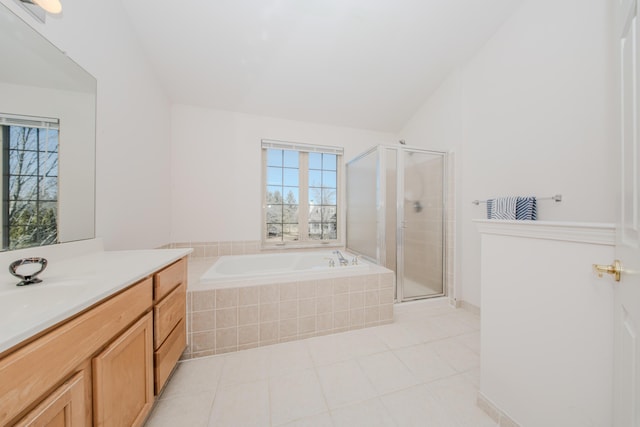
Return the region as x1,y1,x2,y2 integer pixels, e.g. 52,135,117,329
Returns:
346,145,447,302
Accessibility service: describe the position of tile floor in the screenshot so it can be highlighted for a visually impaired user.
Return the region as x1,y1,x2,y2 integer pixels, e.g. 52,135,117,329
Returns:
145,298,496,427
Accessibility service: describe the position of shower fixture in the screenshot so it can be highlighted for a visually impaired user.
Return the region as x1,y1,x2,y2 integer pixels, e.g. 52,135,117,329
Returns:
404,149,424,214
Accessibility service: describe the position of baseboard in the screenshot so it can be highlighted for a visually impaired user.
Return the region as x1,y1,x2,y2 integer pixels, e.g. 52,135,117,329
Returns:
457,300,480,315
477,392,520,427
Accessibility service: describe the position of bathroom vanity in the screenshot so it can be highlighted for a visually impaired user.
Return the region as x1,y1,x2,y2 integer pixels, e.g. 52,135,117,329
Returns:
0,3,189,424
0,243,190,426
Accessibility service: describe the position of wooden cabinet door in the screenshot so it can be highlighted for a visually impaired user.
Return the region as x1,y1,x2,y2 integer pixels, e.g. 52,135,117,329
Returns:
93,313,153,427
14,371,85,427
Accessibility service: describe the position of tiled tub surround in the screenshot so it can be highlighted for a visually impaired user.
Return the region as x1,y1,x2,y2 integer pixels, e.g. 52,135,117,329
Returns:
163,240,268,257
183,256,395,359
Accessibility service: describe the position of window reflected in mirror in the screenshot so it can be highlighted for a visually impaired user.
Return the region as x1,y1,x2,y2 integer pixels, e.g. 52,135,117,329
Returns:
0,115,58,250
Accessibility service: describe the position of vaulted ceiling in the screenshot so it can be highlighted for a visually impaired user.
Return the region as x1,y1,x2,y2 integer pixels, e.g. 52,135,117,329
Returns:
121,0,522,132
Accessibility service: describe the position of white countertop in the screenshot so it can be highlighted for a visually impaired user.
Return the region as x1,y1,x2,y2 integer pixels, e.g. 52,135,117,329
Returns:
0,248,192,354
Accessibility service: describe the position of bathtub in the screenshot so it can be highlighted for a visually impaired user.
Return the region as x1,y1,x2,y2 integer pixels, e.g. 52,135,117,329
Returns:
199,250,368,285
184,250,395,359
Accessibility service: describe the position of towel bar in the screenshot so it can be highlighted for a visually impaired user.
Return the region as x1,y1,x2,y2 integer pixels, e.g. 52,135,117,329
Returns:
472,194,562,205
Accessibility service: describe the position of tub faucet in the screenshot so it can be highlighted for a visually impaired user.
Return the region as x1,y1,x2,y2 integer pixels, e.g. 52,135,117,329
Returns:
324,257,335,267
333,250,349,266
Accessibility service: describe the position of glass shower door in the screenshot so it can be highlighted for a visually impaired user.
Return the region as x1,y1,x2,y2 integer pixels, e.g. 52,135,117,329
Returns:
345,148,379,260
398,150,445,300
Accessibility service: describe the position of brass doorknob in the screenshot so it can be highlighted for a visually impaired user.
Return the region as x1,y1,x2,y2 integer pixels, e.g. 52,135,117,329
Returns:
593,260,622,282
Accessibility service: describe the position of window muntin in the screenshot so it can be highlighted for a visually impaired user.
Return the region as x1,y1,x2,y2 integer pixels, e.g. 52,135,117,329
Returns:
263,140,342,246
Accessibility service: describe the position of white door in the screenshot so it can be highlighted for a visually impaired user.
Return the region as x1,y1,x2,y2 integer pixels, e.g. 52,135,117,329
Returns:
614,0,640,424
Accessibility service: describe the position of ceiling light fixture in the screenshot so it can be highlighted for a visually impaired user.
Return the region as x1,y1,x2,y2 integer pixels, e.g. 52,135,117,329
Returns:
15,0,61,23
21,0,62,14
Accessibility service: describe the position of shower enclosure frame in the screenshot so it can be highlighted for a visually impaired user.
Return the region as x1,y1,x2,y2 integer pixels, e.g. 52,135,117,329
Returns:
346,145,448,303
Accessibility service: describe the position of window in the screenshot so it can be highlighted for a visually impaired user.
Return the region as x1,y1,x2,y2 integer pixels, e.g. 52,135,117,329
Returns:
0,114,59,250
263,140,342,246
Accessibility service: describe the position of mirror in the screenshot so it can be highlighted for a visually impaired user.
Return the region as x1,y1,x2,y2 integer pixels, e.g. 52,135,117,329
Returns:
0,2,96,251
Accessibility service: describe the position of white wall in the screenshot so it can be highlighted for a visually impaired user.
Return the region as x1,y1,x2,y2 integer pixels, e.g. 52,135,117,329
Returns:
0,0,173,250
398,0,616,307
170,105,395,243
479,222,614,426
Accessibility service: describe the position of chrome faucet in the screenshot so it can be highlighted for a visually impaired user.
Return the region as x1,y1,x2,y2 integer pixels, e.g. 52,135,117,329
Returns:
9,257,48,286
333,250,349,266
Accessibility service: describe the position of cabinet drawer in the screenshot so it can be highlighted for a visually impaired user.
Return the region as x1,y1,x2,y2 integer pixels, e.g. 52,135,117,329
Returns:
154,318,186,394
154,258,186,302
154,282,186,349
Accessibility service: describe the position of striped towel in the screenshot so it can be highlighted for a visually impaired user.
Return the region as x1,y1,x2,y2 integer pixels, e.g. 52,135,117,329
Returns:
486,196,537,220
486,199,494,219
516,196,537,220
492,196,518,220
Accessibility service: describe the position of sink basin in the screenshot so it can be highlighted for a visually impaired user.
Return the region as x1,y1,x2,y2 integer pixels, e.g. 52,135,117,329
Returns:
0,282,93,333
